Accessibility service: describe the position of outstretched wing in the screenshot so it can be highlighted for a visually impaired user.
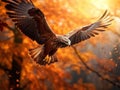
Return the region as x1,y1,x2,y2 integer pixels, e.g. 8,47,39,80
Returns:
65,10,113,45
2,0,55,44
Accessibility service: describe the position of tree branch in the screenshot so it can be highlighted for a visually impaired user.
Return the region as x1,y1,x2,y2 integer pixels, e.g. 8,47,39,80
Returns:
72,46,120,88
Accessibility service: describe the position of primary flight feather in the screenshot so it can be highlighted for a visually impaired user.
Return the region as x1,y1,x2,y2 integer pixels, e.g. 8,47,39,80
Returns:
2,0,113,65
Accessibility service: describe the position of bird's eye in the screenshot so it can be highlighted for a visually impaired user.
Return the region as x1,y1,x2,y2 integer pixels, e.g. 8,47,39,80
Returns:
65,41,68,43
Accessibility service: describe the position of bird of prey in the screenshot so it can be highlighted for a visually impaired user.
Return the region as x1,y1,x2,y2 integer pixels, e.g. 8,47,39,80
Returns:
2,0,113,65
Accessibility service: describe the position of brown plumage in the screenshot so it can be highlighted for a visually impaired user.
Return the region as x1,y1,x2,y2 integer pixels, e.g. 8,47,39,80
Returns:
2,0,113,65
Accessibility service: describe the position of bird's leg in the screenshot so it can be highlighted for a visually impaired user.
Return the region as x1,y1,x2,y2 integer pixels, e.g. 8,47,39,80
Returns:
43,55,52,63
47,55,58,65
51,55,58,62
42,54,58,65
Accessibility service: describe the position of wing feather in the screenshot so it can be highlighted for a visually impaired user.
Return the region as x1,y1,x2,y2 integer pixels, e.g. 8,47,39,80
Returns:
2,0,55,44
65,10,113,45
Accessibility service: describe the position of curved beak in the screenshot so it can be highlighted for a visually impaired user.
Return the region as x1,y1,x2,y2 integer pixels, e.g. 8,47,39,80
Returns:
66,40,71,46
68,41,71,46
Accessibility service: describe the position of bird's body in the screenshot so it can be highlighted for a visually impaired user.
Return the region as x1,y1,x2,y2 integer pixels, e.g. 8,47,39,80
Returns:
27,8,71,64
2,0,113,65
29,34,71,65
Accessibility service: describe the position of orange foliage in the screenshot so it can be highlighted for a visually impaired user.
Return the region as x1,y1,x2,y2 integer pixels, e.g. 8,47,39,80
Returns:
0,0,120,90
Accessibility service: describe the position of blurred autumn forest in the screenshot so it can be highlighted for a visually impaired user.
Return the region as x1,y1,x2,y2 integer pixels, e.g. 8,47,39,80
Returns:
0,0,120,90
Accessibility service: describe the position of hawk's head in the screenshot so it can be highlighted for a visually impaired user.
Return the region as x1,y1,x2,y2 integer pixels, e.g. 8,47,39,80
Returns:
56,35,71,47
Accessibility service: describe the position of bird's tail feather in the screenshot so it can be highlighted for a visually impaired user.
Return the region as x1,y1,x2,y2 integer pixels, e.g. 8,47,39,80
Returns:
29,46,58,65
29,46,42,60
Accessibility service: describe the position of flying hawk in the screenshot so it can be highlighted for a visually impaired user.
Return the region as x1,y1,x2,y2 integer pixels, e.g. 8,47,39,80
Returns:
2,0,113,65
